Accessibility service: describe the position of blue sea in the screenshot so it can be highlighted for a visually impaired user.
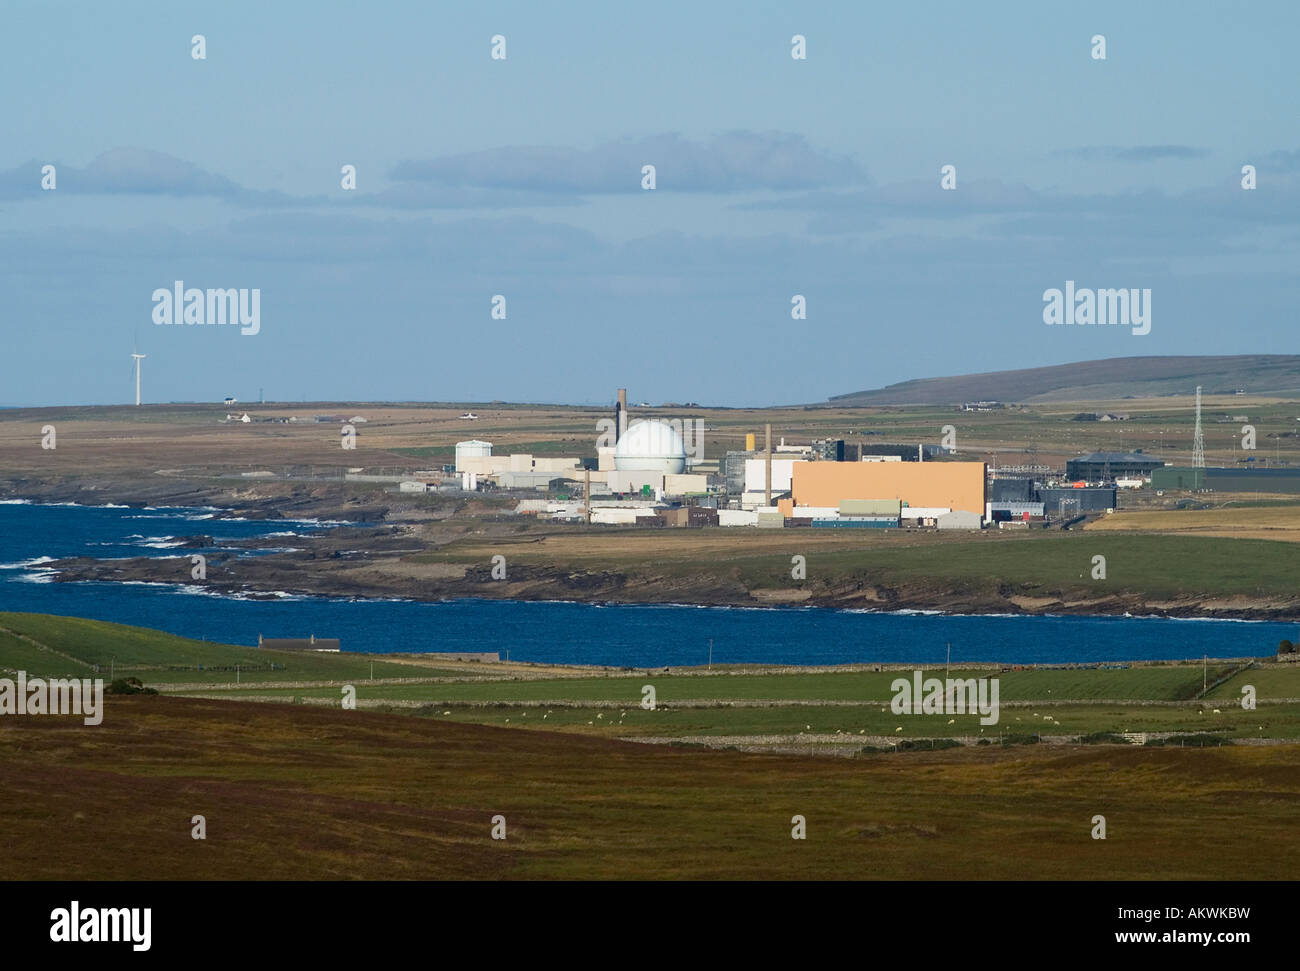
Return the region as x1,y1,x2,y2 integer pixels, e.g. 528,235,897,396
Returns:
0,501,1293,666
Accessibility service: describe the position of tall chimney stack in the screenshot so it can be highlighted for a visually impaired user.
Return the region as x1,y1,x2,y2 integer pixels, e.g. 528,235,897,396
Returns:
765,423,772,507
616,388,627,443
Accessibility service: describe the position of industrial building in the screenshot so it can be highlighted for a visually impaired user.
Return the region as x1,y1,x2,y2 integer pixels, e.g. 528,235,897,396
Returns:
990,477,1036,501
613,420,687,474
454,439,493,471
1036,486,1117,516
1151,466,1300,493
1065,451,1165,481
782,461,987,518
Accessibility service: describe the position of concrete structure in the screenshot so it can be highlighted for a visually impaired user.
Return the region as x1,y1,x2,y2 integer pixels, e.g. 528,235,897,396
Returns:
398,480,429,493
664,472,708,495
899,506,951,522
740,490,786,510
936,510,982,530
839,498,902,517
607,469,665,494
718,509,759,527
455,440,492,471
745,457,799,495
657,506,719,527
591,507,643,525
789,461,986,516
614,420,687,474
493,470,569,490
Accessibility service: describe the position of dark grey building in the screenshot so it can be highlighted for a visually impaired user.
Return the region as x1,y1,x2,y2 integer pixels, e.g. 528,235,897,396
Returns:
1037,487,1117,516
859,443,948,461
991,477,1036,501
812,438,844,461
1065,451,1165,481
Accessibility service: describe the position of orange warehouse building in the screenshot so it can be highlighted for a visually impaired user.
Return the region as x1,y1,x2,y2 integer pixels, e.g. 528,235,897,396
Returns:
787,461,986,516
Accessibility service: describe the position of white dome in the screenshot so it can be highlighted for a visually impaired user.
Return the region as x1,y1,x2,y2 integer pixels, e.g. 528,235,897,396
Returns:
614,420,687,473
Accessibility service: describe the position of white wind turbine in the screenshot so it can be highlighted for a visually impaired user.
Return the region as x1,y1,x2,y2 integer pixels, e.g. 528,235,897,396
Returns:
131,350,146,406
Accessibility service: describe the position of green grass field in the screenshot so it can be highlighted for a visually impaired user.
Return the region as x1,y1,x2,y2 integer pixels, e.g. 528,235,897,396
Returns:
3,613,1299,880
181,664,1239,704
4,612,1297,742
410,530,1300,608
0,613,470,684
3,695,1298,880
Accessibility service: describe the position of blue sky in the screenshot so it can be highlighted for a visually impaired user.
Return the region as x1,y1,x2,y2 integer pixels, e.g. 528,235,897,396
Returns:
2,1,1297,407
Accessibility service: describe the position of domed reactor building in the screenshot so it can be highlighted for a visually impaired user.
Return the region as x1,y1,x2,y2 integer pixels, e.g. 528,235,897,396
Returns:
613,419,687,474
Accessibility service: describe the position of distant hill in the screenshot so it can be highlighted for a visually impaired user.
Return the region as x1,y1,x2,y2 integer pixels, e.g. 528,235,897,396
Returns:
829,355,1300,405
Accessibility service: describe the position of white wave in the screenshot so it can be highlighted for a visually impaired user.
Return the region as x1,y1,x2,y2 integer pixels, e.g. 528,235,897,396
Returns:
140,539,184,549
102,503,129,509
15,571,56,583
1161,615,1268,625
0,498,32,505
169,585,309,602
0,556,57,569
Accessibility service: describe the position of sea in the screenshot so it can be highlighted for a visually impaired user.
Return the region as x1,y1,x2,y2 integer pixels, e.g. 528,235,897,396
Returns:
0,501,1293,667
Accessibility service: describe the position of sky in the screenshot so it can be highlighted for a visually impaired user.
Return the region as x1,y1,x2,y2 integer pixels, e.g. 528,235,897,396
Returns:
2,1,1297,407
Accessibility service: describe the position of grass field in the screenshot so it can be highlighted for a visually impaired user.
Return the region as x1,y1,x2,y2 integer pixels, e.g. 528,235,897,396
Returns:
4,613,1297,744
1087,505,1300,542
0,613,471,684
182,665,1240,704
408,528,1300,607
2,695,1298,880
4,613,1299,880
4,392,1298,485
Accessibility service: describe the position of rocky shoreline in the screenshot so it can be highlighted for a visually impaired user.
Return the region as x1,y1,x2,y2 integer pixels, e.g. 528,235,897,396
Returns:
6,475,1300,622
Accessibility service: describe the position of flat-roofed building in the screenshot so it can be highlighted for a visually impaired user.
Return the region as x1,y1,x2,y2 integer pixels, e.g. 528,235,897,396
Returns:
1065,451,1164,481
790,461,986,516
